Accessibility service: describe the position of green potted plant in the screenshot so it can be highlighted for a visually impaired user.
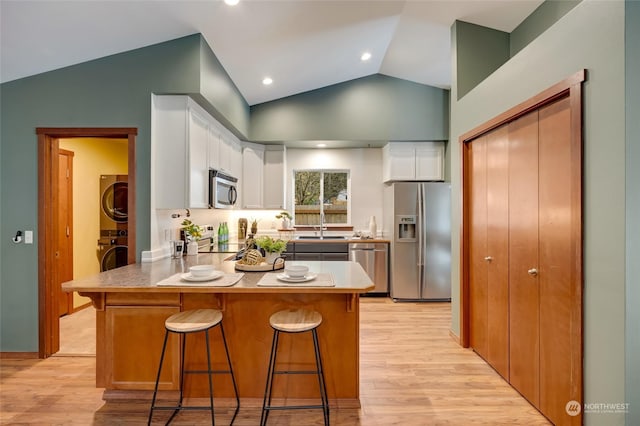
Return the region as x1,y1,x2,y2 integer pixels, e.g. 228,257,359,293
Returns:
275,211,293,229
255,235,288,264
181,219,202,256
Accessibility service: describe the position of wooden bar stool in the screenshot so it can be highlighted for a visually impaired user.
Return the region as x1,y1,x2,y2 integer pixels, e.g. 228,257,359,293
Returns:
148,309,239,425
260,308,329,426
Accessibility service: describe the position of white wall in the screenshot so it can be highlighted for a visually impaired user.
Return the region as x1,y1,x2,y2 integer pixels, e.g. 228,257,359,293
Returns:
286,148,384,234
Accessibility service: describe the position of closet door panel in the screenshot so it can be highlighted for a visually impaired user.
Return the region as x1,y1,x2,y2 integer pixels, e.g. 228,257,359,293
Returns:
508,111,540,406
486,126,510,379
538,96,581,425
469,136,488,359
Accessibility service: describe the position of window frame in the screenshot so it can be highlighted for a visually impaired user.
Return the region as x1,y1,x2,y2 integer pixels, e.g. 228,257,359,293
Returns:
292,169,350,226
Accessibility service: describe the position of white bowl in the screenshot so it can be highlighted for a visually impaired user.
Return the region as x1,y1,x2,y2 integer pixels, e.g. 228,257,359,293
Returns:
285,265,309,278
189,264,215,277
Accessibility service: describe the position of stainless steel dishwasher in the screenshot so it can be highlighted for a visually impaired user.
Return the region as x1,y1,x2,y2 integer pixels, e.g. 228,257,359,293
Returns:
349,243,389,295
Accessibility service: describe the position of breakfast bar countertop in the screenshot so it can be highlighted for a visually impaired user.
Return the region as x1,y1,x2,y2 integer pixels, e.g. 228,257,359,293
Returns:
62,256,372,405
61,254,374,294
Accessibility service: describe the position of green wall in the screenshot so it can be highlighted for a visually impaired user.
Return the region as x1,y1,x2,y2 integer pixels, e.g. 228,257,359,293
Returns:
454,21,510,100
625,1,640,423
196,37,250,138
510,0,581,56
0,34,249,352
250,74,449,142
450,2,628,424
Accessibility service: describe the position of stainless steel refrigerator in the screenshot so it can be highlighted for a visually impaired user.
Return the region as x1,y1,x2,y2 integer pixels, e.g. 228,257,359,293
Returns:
384,182,451,301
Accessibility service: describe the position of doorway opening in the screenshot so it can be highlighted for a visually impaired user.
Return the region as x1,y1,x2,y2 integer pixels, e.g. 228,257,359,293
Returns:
37,128,137,358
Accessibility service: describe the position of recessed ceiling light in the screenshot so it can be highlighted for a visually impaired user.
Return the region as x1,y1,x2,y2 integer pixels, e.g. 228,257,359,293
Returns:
224,0,239,5
262,77,273,86
316,143,327,148
361,52,372,61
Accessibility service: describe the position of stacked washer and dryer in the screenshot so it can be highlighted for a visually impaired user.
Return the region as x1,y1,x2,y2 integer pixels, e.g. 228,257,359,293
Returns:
97,175,128,271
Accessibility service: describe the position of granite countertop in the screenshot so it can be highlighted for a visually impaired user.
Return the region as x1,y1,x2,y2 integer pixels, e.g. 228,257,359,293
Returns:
61,255,374,294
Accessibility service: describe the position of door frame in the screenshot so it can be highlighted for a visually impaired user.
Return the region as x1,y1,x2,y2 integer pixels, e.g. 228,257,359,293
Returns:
459,70,585,347
37,128,137,358
58,148,75,316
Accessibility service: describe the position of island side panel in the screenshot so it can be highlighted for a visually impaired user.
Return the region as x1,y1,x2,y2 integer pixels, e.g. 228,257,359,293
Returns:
180,292,360,402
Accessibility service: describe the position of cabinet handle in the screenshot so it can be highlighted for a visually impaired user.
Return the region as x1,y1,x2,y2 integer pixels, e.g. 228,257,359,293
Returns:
484,256,493,262
527,268,538,276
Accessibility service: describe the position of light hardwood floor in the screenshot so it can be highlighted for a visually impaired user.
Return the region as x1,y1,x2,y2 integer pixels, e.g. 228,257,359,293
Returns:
0,298,550,425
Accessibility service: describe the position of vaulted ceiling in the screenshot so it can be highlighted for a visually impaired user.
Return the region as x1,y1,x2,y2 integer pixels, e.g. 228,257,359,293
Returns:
1,0,543,105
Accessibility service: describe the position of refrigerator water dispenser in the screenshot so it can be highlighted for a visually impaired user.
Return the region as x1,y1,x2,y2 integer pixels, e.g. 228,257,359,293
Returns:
396,215,416,241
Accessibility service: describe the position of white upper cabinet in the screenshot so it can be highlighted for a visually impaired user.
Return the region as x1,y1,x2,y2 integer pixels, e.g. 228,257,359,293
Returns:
382,142,445,182
241,142,265,209
187,108,210,208
263,146,286,209
241,143,286,209
152,94,242,209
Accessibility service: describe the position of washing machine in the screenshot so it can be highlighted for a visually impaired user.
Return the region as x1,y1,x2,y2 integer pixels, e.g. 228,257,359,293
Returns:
99,174,128,271
98,235,128,272
100,174,128,235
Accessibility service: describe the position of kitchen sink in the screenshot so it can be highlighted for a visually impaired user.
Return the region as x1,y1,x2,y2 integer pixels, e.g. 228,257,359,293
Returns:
296,236,347,240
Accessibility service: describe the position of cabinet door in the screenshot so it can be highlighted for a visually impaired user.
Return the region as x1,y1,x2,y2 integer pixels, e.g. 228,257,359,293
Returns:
323,253,349,261
229,140,243,182
153,95,189,209
218,135,231,174
415,144,444,181
105,305,180,390
208,127,220,171
242,145,264,208
263,147,285,209
294,253,321,261
188,109,210,208
387,145,416,181
508,110,540,406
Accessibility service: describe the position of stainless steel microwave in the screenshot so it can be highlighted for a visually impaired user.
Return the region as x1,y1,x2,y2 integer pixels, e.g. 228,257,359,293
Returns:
209,169,238,209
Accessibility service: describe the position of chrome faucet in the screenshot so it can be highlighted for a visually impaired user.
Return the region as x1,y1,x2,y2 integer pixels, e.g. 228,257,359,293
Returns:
319,212,325,239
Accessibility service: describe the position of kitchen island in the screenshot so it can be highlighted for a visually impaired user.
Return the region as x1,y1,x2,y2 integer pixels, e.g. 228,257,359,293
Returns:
62,256,374,407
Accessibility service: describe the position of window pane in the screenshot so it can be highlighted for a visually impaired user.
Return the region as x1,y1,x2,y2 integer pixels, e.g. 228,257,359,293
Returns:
294,171,321,225
323,172,347,224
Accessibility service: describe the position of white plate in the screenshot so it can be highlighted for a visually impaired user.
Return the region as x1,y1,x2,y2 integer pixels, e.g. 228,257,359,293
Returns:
276,273,318,283
181,271,224,282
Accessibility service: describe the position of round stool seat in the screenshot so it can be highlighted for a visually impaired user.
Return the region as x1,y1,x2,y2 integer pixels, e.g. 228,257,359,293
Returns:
165,309,223,333
269,309,322,333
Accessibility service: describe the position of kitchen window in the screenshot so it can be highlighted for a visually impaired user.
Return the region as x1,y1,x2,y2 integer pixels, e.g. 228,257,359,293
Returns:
294,170,349,225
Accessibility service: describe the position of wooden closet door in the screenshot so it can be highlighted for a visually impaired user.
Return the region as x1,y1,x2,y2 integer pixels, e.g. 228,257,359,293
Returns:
469,136,488,358
508,110,540,406
485,126,510,379
468,126,510,380
538,96,581,425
